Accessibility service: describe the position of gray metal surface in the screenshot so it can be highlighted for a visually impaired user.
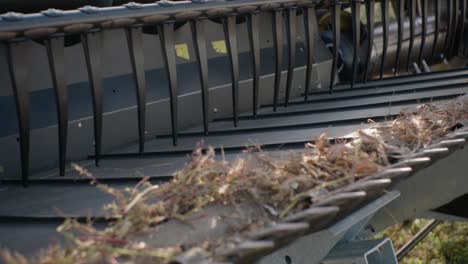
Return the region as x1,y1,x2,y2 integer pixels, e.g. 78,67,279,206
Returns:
257,192,399,264
322,239,397,264
366,145,468,235
0,64,328,180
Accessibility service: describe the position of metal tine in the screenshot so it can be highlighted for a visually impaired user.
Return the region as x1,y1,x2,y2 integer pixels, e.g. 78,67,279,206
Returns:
453,126,468,133
303,2,318,100
418,0,428,65
364,0,375,83
312,191,367,207
81,32,103,166
449,0,460,57
430,0,440,63
190,19,210,135
159,22,179,145
364,167,413,182
315,192,367,218
410,147,450,161
222,15,240,127
421,60,431,72
391,157,432,171
272,8,284,112
394,0,404,75
412,62,421,73
429,138,466,151
125,26,147,153
329,1,341,93
444,0,454,59
247,10,261,118
283,206,339,223
284,6,297,106
218,240,275,260
45,37,68,176
380,0,389,79
459,0,467,55
6,43,30,186
407,0,416,72
248,223,309,241
462,0,468,56
344,179,392,198
447,130,468,139
286,206,340,233
350,0,361,87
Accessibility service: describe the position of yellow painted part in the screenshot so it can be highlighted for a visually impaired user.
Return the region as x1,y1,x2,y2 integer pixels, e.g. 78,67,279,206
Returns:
175,43,190,60
212,40,227,54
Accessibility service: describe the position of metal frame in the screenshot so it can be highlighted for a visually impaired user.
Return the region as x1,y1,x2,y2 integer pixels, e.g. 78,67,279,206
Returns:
0,0,461,185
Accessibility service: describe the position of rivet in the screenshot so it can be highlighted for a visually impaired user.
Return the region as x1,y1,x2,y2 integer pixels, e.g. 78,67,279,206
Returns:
125,2,144,9
2,12,24,22
79,6,100,14
42,8,64,17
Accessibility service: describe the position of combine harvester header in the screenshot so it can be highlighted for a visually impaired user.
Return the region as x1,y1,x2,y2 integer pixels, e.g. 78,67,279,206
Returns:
0,0,467,263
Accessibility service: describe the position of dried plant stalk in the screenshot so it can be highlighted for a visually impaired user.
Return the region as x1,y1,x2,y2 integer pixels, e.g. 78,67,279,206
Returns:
2,96,468,264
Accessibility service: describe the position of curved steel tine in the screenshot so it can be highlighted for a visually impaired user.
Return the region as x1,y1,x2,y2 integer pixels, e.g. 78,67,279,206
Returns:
412,62,421,73
364,0,375,83
407,0,416,72
190,19,210,136
247,11,261,118
444,0,454,59
350,179,392,190
218,240,275,260
421,60,431,72
344,179,392,198
430,0,440,64
394,0,404,75
411,147,450,161
447,130,468,139
343,178,392,193
329,1,341,93
380,0,389,79
316,191,368,218
364,167,413,182
391,157,432,171
418,0,428,65
45,37,68,176
283,206,339,223
303,3,318,101
6,43,30,186
449,0,460,57
125,26,147,153
248,222,309,241
350,0,361,87
430,138,466,151
312,191,367,207
81,32,103,166
285,7,297,106
460,0,467,56
454,126,468,133
222,15,240,127
159,23,179,145
272,9,284,112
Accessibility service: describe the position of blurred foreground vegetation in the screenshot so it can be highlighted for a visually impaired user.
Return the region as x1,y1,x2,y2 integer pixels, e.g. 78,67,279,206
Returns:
379,220,468,264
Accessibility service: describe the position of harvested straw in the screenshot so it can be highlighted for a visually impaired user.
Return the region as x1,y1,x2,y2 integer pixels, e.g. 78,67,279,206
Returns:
2,96,468,264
